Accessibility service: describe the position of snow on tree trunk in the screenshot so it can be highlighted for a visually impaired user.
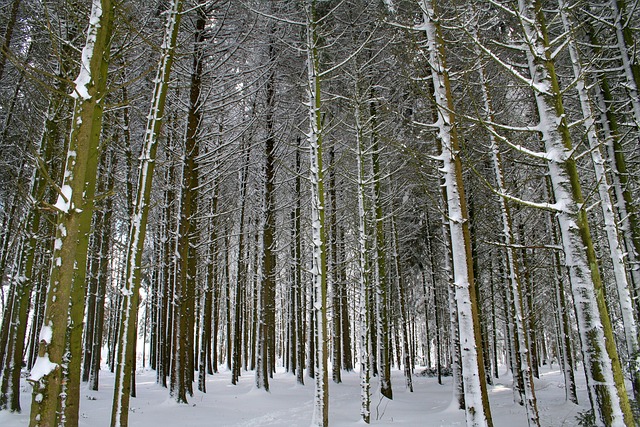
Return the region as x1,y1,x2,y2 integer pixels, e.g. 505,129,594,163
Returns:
0,76,60,413
307,2,328,425
231,142,251,385
256,32,278,392
609,0,640,129
369,95,393,401
390,213,413,392
355,96,371,424
586,22,640,318
560,0,640,401
110,1,183,425
478,58,540,427
516,1,633,425
419,1,492,425
28,1,114,426
442,199,464,410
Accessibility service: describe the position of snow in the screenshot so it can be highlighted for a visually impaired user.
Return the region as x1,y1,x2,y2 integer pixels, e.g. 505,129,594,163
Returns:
71,0,102,100
421,1,490,424
28,355,58,382
54,185,73,213
39,323,53,344
3,365,594,426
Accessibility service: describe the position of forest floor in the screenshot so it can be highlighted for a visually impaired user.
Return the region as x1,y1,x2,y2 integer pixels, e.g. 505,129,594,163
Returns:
1,362,592,426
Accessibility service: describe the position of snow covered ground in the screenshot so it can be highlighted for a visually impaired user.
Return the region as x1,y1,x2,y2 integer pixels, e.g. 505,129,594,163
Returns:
1,364,591,426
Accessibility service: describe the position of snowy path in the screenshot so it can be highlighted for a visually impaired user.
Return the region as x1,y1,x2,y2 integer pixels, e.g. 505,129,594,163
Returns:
1,365,591,426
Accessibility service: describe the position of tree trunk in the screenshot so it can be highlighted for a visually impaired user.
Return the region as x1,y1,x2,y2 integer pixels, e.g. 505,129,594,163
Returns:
307,3,329,424
559,0,640,401
28,2,114,426
257,36,278,391
368,94,392,401
420,1,492,424
355,97,371,423
110,0,183,423
231,142,251,385
516,1,633,424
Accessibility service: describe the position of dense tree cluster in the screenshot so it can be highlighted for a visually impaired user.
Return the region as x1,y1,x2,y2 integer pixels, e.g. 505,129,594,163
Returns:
0,0,639,426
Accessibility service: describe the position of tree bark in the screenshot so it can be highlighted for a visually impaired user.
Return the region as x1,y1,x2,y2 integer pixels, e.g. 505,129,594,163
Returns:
28,2,114,425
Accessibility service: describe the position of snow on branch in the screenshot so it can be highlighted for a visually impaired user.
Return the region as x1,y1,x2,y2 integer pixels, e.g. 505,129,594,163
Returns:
470,36,545,93
318,27,379,78
468,113,550,160
467,157,561,213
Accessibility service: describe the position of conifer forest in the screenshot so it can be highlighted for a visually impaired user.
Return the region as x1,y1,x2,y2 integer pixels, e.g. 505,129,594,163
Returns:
1,1,640,426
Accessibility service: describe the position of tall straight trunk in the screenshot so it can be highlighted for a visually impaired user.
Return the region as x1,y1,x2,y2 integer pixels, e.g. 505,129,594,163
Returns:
173,0,206,402
560,0,640,401
391,214,413,392
540,174,579,405
339,229,352,372
156,167,175,387
85,150,114,391
307,2,328,424
419,1,492,424
225,236,232,371
468,196,493,387
0,67,64,412
329,145,341,384
519,238,540,380
207,182,221,376
368,93,392,400
422,256,432,368
424,216,441,383
294,141,305,385
257,36,278,391
65,137,113,424
586,24,640,310
82,218,100,383
432,265,442,385
249,230,260,373
443,217,464,410
478,48,539,420
355,97,371,424
28,2,114,426
550,214,578,404
169,174,184,397
27,250,50,372
110,1,183,424
610,0,640,128
489,261,499,380
231,142,251,385
209,195,220,375
515,1,632,424
199,196,218,387
199,273,212,391
89,181,111,392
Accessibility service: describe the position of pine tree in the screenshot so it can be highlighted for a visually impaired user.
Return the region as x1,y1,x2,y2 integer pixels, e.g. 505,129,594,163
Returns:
110,0,183,423
28,1,114,425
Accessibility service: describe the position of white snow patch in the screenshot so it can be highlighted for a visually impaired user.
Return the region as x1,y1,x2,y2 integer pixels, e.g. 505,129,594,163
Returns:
29,355,58,382
54,185,73,213
71,1,103,100
1,365,592,427
39,323,53,344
